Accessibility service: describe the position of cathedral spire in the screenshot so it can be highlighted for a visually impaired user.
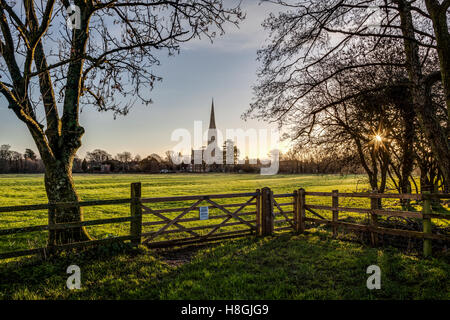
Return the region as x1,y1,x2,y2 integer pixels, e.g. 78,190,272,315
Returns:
209,98,216,129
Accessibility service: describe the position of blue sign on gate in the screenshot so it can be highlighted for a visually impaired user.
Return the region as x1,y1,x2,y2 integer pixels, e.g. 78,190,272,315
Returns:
199,206,209,220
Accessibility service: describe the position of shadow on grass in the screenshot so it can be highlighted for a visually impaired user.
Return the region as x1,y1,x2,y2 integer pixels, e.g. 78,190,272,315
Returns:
0,232,449,300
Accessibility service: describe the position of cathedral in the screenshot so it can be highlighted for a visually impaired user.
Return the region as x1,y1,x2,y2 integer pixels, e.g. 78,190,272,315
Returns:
206,99,218,160
190,99,234,172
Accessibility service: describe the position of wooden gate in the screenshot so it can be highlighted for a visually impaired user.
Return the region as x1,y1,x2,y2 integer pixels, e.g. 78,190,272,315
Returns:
273,192,296,233
1,183,449,260
139,191,261,247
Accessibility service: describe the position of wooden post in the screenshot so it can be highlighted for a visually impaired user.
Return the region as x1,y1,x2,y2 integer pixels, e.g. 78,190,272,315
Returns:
47,203,57,257
298,188,306,233
332,190,339,237
48,203,56,247
256,189,262,236
269,189,274,235
130,182,142,246
261,187,274,236
293,190,299,233
370,189,379,246
422,191,432,258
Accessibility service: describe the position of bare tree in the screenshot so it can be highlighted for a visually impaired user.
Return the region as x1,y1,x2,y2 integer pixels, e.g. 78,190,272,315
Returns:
116,151,132,171
24,148,37,161
247,0,449,191
0,144,11,160
423,0,450,126
164,150,175,169
0,0,244,244
86,149,112,164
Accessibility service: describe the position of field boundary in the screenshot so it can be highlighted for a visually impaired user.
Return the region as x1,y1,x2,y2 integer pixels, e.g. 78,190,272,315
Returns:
0,183,449,260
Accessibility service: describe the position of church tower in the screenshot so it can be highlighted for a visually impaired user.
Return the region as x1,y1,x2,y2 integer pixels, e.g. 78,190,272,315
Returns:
206,99,219,160
208,99,217,146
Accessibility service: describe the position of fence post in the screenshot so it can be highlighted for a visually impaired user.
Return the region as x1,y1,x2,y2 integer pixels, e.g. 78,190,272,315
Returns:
261,187,274,236
47,203,57,257
293,190,299,233
256,189,262,236
130,182,142,246
48,203,56,247
370,189,379,246
422,191,432,258
332,190,339,237
298,188,306,233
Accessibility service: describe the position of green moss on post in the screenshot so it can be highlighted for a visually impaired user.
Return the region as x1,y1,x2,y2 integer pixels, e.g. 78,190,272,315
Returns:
298,188,306,233
422,191,432,258
261,187,274,236
256,189,262,236
370,189,379,246
293,190,299,233
130,182,142,246
332,190,339,237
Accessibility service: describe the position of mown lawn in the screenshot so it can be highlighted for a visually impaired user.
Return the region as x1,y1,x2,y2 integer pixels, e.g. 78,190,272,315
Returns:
0,174,449,300
0,231,449,299
0,173,376,255
0,173,447,255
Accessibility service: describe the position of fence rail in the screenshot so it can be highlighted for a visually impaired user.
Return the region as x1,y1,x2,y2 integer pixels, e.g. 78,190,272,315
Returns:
0,184,449,260
301,189,450,256
139,190,259,247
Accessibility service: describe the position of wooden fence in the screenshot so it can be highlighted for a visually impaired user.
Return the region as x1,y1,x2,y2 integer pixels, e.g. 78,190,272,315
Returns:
299,189,450,257
0,184,449,260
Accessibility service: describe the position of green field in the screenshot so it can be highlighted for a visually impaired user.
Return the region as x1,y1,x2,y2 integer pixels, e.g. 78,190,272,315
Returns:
0,173,377,254
0,173,446,254
0,174,449,299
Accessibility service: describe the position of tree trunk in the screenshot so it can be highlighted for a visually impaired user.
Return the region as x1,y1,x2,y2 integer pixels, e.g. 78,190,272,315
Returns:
425,0,450,192
45,157,92,245
425,0,450,129
399,100,415,209
396,0,450,192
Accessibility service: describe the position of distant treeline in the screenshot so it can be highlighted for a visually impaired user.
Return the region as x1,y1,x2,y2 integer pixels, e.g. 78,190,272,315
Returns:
0,145,364,175
0,145,44,173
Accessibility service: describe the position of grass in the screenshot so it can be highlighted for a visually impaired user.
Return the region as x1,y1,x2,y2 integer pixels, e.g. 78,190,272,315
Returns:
0,173,376,254
0,232,449,299
0,173,447,255
0,173,449,300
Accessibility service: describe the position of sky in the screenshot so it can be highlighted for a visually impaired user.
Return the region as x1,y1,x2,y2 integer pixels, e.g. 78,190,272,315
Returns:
0,0,289,160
